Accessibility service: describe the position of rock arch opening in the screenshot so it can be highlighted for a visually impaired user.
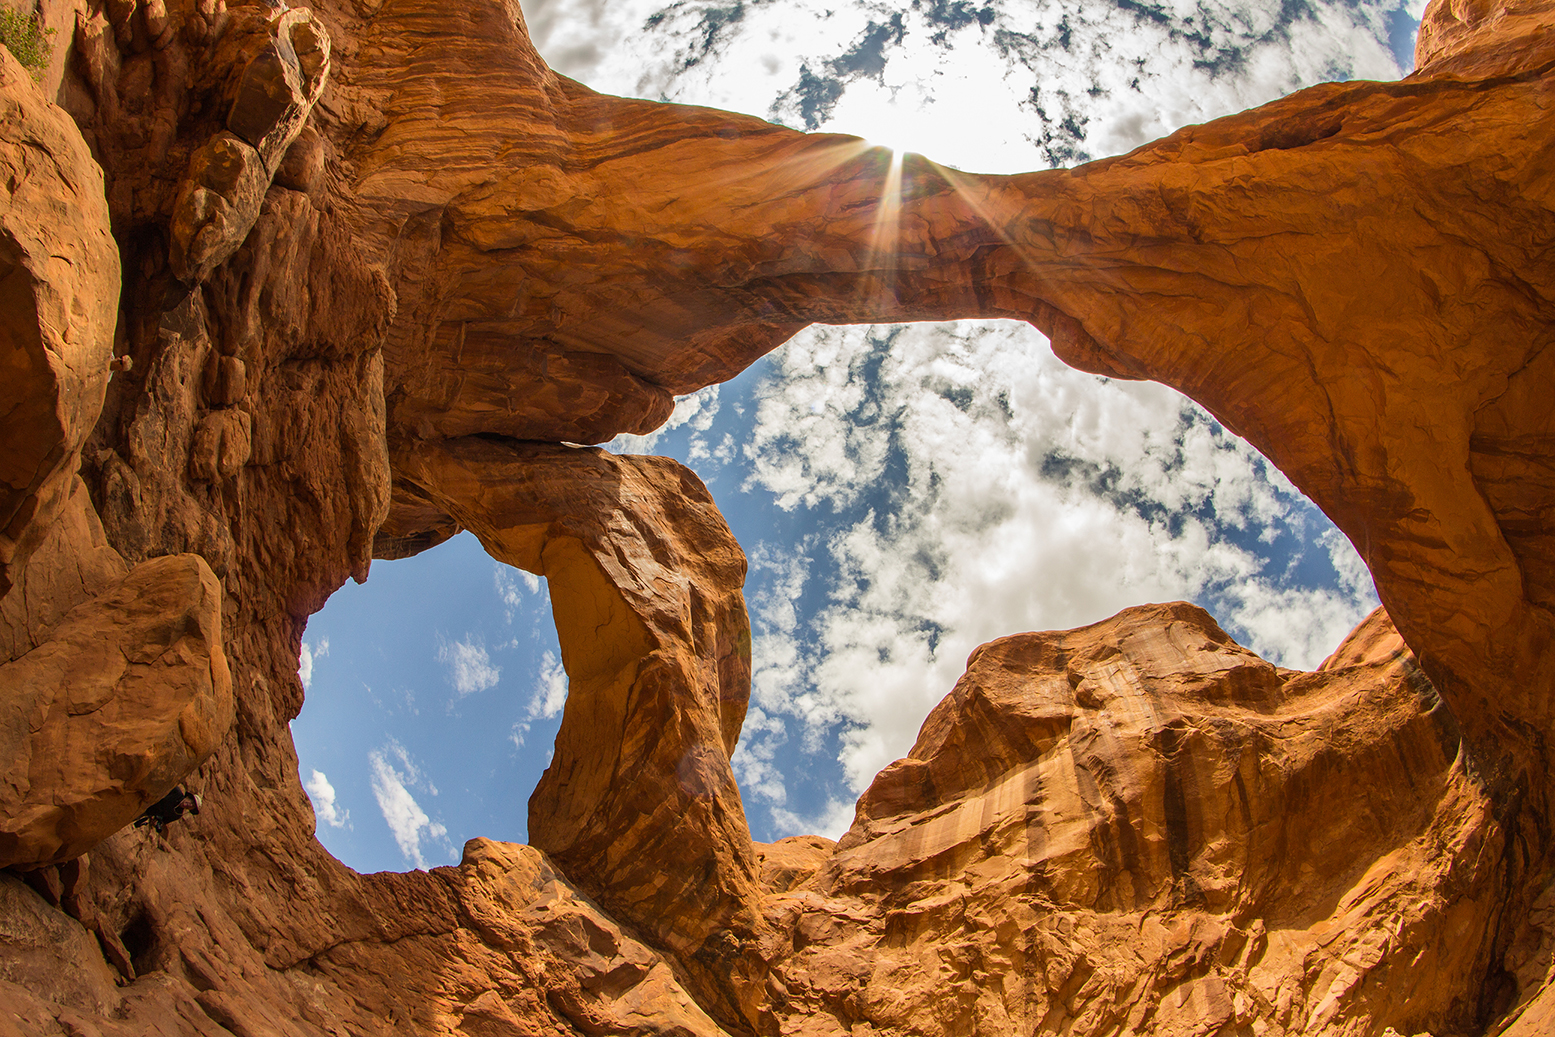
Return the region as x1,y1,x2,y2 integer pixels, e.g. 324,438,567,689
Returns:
295,317,1380,876
292,532,567,873
612,320,1382,836
286,315,1426,1035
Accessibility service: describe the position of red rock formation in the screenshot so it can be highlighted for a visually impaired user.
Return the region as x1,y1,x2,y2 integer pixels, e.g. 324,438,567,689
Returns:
0,0,1552,1034
341,0,1555,835
0,41,233,875
0,553,231,869
392,438,768,1027
0,39,117,601
766,604,1498,1036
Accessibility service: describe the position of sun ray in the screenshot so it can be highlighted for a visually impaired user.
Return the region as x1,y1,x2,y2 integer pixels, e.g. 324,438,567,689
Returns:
924,159,1045,275
857,146,906,309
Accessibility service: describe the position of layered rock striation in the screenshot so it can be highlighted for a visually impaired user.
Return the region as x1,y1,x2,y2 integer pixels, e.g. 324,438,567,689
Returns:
392,439,769,1025
767,605,1500,1035
0,0,1553,1034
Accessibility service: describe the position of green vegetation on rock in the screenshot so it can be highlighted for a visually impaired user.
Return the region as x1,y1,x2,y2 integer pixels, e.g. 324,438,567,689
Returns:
0,8,54,80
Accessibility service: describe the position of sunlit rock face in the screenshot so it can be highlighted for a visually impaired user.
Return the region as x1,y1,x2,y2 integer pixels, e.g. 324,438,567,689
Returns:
0,45,233,873
392,438,769,1025
764,605,1499,1036
1,0,1554,1035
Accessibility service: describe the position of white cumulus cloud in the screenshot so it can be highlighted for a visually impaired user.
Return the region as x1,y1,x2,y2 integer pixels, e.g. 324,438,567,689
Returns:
511,651,570,748
304,769,350,830
368,742,449,870
731,706,791,807
769,796,858,842
439,636,500,697
531,651,569,720
609,383,722,456
576,0,1408,174
494,564,544,625
298,636,328,689
736,321,1379,796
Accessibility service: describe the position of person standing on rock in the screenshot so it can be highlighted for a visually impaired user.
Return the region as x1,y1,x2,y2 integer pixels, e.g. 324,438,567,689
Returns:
132,787,202,834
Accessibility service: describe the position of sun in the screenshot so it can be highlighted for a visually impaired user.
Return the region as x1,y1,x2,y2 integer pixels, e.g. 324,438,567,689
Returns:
827,86,946,161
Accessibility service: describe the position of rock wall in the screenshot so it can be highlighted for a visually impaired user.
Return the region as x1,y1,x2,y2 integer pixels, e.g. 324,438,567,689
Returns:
0,0,1552,1035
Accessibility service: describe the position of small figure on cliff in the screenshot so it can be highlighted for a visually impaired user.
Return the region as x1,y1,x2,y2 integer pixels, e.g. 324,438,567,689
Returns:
132,787,202,834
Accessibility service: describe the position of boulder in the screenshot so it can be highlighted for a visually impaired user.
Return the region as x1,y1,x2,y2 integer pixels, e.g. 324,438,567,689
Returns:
0,553,232,869
0,44,118,600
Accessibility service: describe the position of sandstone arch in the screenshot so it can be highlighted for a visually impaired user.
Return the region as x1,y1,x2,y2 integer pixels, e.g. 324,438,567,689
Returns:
0,0,1553,1033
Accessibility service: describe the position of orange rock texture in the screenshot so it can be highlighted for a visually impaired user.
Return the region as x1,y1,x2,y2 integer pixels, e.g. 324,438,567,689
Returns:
768,605,1500,1035
0,0,1552,1034
392,439,768,1025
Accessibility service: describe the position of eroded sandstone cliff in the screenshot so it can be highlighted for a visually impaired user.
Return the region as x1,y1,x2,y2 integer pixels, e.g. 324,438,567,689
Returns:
1,0,1553,1034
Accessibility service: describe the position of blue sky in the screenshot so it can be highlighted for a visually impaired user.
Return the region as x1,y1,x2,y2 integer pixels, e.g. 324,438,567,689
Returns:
291,534,564,868
294,0,1421,873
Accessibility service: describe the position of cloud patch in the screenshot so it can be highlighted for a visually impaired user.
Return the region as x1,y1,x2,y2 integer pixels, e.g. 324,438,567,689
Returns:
305,769,350,830
439,636,500,697
734,321,1379,800
369,742,449,869
589,0,1408,173
769,796,858,842
298,636,328,689
494,565,544,624
511,651,569,748
608,383,722,456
